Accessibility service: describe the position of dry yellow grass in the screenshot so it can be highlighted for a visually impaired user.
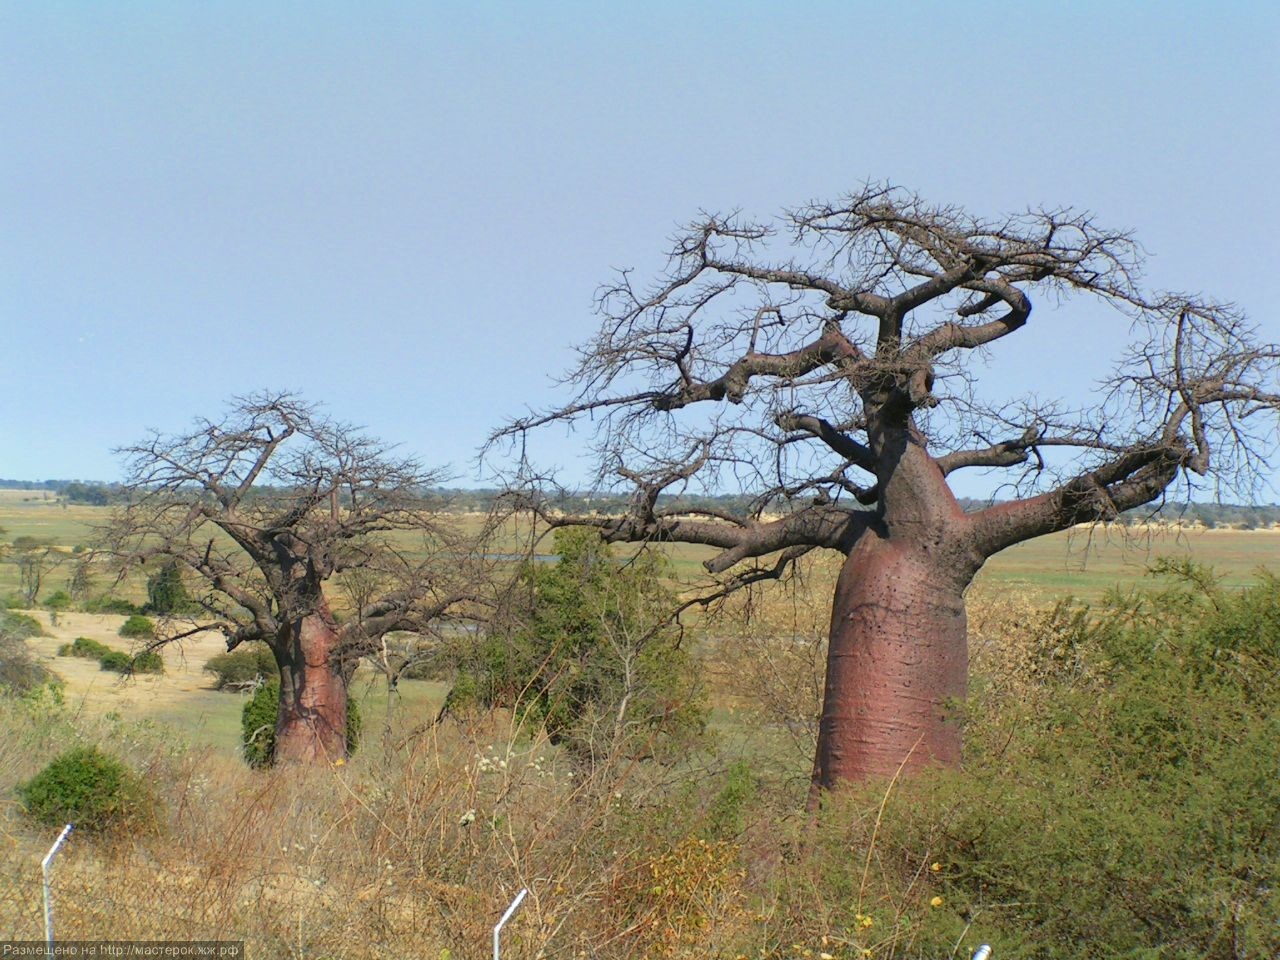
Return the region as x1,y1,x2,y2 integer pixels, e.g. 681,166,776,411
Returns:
0,699,763,959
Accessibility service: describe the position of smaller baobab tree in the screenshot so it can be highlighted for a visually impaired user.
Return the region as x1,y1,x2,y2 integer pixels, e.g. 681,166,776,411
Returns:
104,392,488,764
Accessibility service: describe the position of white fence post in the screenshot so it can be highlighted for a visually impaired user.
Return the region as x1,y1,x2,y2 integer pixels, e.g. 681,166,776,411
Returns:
492,887,527,960
42,823,73,956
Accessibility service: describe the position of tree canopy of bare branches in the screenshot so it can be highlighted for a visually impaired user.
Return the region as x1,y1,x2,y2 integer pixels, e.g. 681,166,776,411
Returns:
104,392,489,763
491,183,1280,791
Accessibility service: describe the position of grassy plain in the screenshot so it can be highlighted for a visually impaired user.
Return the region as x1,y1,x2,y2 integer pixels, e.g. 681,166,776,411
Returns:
2,493,1274,603
3,495,1275,766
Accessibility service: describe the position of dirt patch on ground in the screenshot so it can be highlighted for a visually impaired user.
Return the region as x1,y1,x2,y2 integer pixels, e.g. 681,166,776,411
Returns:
21,611,245,748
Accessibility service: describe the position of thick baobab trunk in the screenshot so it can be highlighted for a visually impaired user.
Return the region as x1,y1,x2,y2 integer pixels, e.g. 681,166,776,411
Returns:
811,533,971,792
274,601,349,764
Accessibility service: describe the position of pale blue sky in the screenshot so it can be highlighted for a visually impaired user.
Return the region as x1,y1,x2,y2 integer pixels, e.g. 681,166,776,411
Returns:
2,2,1277,498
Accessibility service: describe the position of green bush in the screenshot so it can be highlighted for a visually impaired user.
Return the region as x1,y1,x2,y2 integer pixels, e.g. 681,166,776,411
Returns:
241,680,362,768
144,561,196,615
0,610,44,639
703,760,757,840
98,651,133,673
130,650,164,674
82,596,140,616
840,571,1280,960
58,636,112,659
450,528,706,763
118,615,155,639
98,649,163,675
17,746,155,832
204,644,278,689
42,590,72,612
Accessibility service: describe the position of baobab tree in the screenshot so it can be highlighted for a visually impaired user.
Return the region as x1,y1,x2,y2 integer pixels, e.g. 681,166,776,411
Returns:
492,184,1280,792
105,393,486,763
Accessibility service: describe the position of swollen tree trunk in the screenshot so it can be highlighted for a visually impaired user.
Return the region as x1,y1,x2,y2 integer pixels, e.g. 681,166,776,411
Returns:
808,423,982,792
811,533,972,792
273,599,349,764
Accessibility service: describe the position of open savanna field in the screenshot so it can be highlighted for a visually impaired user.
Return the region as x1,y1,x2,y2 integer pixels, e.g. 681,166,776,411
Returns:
1,491,1276,757
2,487,1276,601
2,490,1277,958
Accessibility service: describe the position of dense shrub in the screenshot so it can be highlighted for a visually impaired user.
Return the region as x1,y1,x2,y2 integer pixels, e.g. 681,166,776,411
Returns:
118,615,155,639
130,650,164,674
58,636,112,659
204,644,278,689
99,649,163,675
17,746,155,832
82,596,140,615
0,610,44,639
42,590,72,612
241,680,361,768
450,528,706,763
144,561,196,615
98,651,133,673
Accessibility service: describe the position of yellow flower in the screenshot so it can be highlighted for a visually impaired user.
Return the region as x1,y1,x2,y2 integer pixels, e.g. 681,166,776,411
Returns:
861,951,873,959
856,913,874,929
332,757,346,767
930,861,942,873
930,895,944,908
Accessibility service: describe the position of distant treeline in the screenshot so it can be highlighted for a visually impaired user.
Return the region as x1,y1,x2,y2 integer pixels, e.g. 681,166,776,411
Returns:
4,479,1278,527
957,498,1279,528
0,480,127,505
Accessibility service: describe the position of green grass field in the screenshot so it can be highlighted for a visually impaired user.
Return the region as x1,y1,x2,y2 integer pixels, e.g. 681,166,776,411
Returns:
976,523,1278,599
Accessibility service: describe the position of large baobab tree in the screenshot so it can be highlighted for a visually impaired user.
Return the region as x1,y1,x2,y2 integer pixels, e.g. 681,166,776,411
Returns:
106,393,485,763
492,184,1280,792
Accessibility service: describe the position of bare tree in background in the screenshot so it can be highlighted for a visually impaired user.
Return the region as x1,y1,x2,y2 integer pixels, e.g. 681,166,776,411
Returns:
105,392,488,764
7,536,66,606
491,184,1280,793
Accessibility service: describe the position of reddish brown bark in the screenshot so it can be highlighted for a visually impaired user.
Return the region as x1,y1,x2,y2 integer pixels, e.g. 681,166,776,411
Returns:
273,600,349,764
812,535,969,792
808,425,977,791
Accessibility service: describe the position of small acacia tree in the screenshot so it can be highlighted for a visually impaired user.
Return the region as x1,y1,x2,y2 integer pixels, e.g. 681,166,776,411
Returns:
7,536,66,606
451,527,706,764
105,392,488,763
145,559,194,614
492,184,1280,792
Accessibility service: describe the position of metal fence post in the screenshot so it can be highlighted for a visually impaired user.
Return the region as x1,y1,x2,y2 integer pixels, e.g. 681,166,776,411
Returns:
42,823,73,957
492,887,527,960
